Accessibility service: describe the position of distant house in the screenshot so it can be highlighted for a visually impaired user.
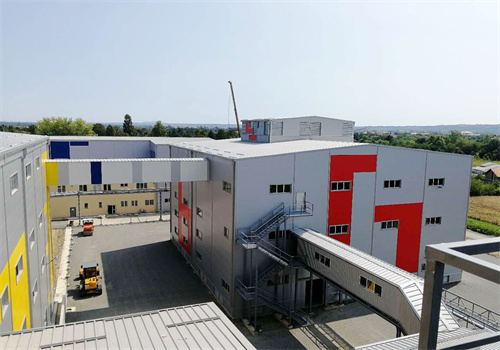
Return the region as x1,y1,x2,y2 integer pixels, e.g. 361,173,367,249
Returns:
472,162,500,175
485,168,500,182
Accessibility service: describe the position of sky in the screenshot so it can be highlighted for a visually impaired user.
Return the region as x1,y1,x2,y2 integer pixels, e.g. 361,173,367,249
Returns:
0,1,498,126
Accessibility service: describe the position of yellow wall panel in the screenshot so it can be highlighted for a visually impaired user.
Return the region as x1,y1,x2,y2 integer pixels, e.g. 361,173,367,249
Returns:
45,163,59,187
0,264,10,324
8,234,30,331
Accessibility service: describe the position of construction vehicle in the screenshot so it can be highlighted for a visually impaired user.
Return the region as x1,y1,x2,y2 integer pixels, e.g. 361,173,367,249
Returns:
82,220,94,236
79,262,102,296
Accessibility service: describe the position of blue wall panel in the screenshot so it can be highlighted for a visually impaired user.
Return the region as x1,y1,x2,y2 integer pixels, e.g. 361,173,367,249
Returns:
50,141,70,159
70,141,89,146
90,162,102,184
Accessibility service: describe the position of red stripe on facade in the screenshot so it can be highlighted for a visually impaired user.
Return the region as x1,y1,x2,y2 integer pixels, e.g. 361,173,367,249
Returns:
178,182,192,254
249,135,257,141
374,203,423,273
245,121,252,134
328,155,377,245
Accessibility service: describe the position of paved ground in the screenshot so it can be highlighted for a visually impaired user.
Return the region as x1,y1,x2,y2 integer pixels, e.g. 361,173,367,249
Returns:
52,213,169,229
65,221,213,323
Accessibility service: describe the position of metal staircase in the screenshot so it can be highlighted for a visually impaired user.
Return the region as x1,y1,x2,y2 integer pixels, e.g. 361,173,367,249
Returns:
442,289,500,331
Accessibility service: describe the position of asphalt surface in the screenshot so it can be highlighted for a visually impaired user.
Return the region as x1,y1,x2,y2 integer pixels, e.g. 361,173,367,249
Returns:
65,221,213,323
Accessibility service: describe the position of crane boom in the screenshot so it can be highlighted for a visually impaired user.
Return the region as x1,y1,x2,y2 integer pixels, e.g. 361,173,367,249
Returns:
228,81,241,137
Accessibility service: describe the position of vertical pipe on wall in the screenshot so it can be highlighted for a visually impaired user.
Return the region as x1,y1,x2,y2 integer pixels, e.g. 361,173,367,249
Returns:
309,272,313,312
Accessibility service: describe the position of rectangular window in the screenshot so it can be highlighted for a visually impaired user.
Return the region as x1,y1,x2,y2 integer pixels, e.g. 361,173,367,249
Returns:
25,163,32,180
221,279,230,292
93,184,101,191
183,217,189,226
165,198,170,203
120,183,128,187
16,256,24,284
196,229,202,240
425,217,442,225
1,287,8,318
174,191,178,199
131,200,138,207
223,181,232,193
83,203,88,209
360,276,367,287
174,226,178,234
174,209,179,217
374,284,382,297
331,181,351,191
429,178,445,187
10,173,19,196
145,199,154,206
136,183,148,189
121,201,127,207
197,207,203,218
224,227,229,238
381,220,399,230
57,185,66,193
314,251,331,268
29,229,35,249
183,235,188,245
383,179,402,189
79,185,88,192
269,184,292,194
41,255,46,274
104,184,112,191
99,202,103,208
35,157,40,170
421,263,426,271
329,224,349,235
196,251,202,261
32,279,38,303
39,212,43,229
360,275,382,297
182,198,189,206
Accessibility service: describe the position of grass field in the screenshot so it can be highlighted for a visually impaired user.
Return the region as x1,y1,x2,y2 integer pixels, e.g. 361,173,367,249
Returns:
472,157,500,167
468,196,500,225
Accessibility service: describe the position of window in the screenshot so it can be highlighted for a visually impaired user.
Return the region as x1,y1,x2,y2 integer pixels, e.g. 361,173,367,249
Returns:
41,255,46,274
269,184,292,194
314,251,331,268
329,224,349,235
331,181,351,191
120,183,128,187
131,200,138,207
383,180,402,189
174,209,179,217
223,181,232,193
1,287,8,318
136,183,148,189
425,217,442,225
32,279,38,303
360,276,382,297
174,226,178,234
35,157,40,170
381,220,399,230
57,185,66,193
196,251,202,261
421,263,426,271
183,235,188,245
165,198,170,203
196,229,202,240
39,212,43,229
25,163,32,180
10,173,19,196
145,199,154,206
99,202,103,208
174,191,178,199
224,227,229,238
93,184,101,191
104,184,112,191
29,229,35,249
84,203,88,209
182,198,189,206
121,201,128,207
197,207,203,218
221,279,230,293
429,178,445,187
79,185,88,192
16,256,24,284
183,217,189,226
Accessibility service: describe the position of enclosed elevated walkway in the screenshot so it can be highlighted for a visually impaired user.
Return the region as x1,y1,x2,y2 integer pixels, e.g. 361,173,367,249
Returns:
293,228,460,336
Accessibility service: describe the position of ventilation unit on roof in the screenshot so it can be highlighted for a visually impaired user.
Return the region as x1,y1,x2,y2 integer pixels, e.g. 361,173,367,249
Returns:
342,122,354,136
299,122,322,136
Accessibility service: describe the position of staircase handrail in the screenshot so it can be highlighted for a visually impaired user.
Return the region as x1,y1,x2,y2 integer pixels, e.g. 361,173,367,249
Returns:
250,203,285,234
286,201,314,216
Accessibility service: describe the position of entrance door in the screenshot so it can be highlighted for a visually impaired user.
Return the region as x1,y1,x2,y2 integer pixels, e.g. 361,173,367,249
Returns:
107,205,116,215
296,192,306,211
69,207,76,217
305,279,324,306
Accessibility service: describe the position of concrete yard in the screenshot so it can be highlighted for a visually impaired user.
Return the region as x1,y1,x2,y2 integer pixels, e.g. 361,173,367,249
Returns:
65,221,213,323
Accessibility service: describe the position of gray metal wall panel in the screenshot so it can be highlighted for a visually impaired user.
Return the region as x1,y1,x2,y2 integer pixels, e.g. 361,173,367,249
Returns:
69,145,90,159
57,162,69,185
3,157,25,253
371,226,398,265
88,141,118,159
67,163,91,186
350,172,376,254
375,147,426,206
154,145,171,158
132,162,142,183
101,162,132,184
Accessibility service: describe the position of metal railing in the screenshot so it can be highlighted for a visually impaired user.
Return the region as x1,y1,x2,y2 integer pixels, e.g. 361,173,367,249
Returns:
249,203,285,234
442,289,500,331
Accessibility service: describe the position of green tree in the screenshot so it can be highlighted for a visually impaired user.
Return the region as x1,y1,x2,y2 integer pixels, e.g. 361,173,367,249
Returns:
35,117,96,136
93,123,106,136
150,121,167,137
105,124,115,136
123,114,134,135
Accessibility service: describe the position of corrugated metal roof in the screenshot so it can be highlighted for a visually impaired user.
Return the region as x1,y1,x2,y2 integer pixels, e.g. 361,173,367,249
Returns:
355,328,498,349
44,158,207,163
240,115,355,123
0,132,48,156
0,302,255,350
49,136,212,144
293,228,460,332
174,138,365,160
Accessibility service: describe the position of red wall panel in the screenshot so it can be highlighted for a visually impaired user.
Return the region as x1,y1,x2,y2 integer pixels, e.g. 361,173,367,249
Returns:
374,203,423,273
178,182,192,254
328,155,377,245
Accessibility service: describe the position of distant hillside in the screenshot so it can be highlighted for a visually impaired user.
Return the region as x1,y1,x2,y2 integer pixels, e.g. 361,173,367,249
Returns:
355,124,499,135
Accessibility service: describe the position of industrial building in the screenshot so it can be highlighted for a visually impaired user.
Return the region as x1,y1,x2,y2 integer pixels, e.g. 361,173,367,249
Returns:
2,115,490,348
